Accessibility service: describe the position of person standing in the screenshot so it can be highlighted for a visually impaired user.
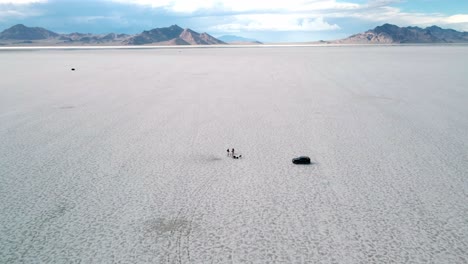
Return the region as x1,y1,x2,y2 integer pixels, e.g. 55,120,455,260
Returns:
227,148,230,156
231,148,235,156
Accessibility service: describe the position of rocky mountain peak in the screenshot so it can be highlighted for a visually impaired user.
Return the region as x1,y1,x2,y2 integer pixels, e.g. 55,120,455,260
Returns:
337,24,468,44
0,24,59,40
124,25,224,45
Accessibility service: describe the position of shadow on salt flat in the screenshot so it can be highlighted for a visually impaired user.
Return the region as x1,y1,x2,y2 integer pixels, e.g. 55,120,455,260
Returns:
57,105,76,110
291,161,319,170
190,154,224,164
143,218,191,236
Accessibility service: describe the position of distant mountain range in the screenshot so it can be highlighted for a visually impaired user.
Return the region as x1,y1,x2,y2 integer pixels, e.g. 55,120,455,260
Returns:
1,23,467,46
336,24,468,44
217,35,262,44
123,25,224,45
0,24,225,46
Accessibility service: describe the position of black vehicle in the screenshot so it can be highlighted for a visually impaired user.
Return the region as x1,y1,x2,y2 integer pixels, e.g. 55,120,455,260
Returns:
292,156,311,165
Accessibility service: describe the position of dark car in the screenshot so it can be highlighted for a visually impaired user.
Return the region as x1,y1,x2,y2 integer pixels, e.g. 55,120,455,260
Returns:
292,156,311,164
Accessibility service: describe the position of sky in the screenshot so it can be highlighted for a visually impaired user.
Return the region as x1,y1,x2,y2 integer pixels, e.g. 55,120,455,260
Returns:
0,0,467,42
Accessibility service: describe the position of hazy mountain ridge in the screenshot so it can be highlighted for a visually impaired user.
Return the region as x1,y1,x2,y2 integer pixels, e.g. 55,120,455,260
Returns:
218,35,263,44
337,24,468,44
59,32,130,44
0,24,225,46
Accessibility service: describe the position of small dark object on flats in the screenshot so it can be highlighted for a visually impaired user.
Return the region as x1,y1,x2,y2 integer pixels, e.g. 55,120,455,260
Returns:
71,68,76,71
292,156,311,165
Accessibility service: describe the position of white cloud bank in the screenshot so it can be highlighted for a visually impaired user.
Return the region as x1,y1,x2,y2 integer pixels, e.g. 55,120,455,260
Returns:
110,0,355,31
214,16,340,32
0,0,46,20
0,0,47,4
110,0,360,13
110,0,468,32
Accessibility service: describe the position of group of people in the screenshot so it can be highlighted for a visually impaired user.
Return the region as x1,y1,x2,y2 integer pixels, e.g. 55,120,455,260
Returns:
227,148,242,159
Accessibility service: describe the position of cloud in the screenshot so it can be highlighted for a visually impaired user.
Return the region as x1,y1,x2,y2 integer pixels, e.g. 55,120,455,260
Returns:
213,15,340,32
110,0,361,13
70,15,125,24
331,5,468,31
0,9,22,18
445,14,468,24
109,0,468,32
0,0,47,4
0,0,45,20
109,0,359,32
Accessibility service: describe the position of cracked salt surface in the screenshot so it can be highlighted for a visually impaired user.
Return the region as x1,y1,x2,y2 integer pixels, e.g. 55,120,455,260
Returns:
1,46,467,263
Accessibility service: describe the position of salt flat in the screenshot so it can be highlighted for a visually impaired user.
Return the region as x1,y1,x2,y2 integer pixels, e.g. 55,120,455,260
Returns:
1,46,467,263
